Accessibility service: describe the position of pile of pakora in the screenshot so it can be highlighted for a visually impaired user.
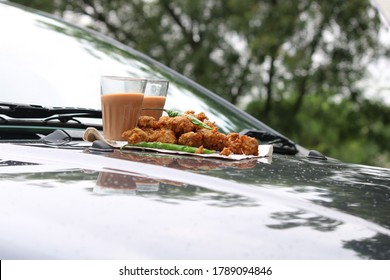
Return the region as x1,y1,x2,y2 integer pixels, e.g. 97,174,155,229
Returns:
122,110,259,156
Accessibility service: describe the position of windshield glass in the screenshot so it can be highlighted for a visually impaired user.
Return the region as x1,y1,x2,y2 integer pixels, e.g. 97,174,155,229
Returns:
0,3,268,134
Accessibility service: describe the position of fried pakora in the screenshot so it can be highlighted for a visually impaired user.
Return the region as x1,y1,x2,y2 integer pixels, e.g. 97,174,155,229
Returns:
200,128,227,151
122,111,259,156
168,116,195,136
178,131,203,147
137,116,158,129
150,129,177,144
122,127,149,144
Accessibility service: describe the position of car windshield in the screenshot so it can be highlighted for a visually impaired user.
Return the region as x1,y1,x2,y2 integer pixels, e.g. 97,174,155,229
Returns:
0,3,273,135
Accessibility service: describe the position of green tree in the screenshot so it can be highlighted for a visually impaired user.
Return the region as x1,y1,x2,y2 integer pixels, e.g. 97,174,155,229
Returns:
11,0,390,166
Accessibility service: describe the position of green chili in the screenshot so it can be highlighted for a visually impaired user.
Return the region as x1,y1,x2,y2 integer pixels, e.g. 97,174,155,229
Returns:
184,114,212,130
122,142,216,154
164,109,181,117
142,108,212,130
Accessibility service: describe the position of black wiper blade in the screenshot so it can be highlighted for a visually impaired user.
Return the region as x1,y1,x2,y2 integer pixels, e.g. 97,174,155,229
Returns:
0,102,101,119
240,129,299,155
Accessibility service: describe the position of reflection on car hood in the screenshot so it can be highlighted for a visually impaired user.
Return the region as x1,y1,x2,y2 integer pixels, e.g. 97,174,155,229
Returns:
1,143,389,260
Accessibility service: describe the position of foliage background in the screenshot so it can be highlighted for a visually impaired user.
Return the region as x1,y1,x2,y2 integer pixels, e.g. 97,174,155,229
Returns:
11,0,390,167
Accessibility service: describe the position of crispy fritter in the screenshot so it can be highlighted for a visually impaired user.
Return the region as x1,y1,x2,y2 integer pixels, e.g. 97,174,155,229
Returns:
224,133,259,155
224,133,242,154
184,110,195,115
240,135,259,156
122,127,149,144
219,147,233,156
168,116,195,136
195,112,208,122
150,129,177,144
137,116,158,129
157,116,171,129
200,128,226,151
178,131,203,147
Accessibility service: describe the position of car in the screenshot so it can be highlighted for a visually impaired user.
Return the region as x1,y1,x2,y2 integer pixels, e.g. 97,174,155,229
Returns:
0,1,389,260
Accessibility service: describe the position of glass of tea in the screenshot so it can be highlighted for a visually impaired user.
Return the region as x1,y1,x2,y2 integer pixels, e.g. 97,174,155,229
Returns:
100,76,147,141
140,79,169,120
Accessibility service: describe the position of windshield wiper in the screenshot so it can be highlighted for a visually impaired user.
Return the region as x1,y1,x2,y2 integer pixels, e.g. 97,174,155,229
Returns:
240,129,298,155
0,102,101,119
0,102,102,130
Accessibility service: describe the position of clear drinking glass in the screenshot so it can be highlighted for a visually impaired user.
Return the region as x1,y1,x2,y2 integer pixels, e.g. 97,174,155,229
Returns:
140,79,169,120
100,76,147,141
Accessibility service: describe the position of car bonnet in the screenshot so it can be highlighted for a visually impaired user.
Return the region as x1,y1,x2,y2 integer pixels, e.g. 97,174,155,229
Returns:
1,143,389,259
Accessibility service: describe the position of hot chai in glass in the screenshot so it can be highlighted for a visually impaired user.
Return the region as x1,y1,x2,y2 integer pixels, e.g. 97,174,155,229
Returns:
100,76,147,141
